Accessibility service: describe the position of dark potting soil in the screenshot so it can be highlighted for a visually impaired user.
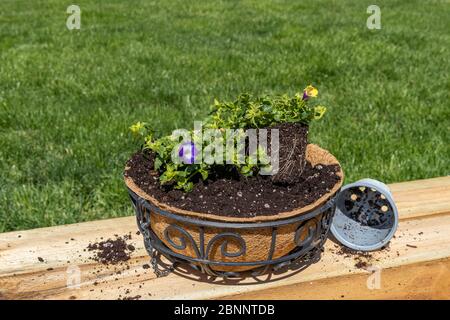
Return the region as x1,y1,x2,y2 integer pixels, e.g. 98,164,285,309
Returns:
124,151,341,218
87,236,133,265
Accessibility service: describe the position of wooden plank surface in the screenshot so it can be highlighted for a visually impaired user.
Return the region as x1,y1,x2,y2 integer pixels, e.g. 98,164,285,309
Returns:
0,176,449,300
389,176,450,220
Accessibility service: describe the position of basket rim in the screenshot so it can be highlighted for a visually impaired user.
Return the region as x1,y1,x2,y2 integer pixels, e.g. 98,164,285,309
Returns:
124,143,344,223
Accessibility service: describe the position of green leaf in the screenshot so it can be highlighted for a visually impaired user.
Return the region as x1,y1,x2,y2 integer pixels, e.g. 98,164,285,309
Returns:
240,165,253,176
154,157,163,170
183,182,194,192
313,105,327,119
199,168,209,180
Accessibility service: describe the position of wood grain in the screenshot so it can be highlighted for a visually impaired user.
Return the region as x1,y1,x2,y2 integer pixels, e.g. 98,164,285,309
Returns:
389,176,450,220
0,176,449,300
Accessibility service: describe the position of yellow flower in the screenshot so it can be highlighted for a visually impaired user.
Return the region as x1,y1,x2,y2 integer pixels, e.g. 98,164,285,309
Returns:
303,85,318,99
130,121,145,135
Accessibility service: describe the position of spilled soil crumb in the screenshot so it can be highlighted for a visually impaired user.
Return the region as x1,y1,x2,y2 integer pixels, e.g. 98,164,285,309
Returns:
331,244,375,270
354,260,369,269
119,295,142,300
87,235,134,265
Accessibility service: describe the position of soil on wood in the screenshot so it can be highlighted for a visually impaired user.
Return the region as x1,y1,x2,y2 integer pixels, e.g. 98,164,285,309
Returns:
87,236,133,265
119,295,142,300
332,244,375,270
267,123,308,185
124,148,341,218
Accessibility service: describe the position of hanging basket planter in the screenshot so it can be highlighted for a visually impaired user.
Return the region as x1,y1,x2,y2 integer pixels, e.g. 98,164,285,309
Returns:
124,144,344,277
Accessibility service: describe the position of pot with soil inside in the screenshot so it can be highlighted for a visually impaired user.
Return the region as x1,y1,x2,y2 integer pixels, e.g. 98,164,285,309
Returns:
125,87,343,277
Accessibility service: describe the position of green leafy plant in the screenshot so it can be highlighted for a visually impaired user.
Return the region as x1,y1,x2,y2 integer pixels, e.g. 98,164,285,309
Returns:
205,87,325,130
130,86,326,191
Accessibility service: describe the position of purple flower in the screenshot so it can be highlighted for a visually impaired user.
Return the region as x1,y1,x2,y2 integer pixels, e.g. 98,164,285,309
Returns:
302,91,309,100
178,141,198,164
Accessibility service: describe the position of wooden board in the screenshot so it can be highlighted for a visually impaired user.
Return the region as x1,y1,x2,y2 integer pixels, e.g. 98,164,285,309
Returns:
0,176,450,300
389,176,450,220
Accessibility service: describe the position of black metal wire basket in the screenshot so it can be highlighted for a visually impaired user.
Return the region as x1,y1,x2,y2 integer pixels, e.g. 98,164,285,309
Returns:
128,188,338,278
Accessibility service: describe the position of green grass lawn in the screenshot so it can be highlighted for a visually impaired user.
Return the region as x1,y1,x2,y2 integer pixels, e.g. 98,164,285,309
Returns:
0,0,449,232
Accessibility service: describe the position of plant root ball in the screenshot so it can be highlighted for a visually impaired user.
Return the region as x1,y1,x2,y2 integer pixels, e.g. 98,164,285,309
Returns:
267,123,308,185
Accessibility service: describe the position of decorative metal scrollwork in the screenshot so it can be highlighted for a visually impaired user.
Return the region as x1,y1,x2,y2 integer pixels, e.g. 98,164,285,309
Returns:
164,224,193,251
294,220,317,248
127,187,338,278
206,233,246,258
